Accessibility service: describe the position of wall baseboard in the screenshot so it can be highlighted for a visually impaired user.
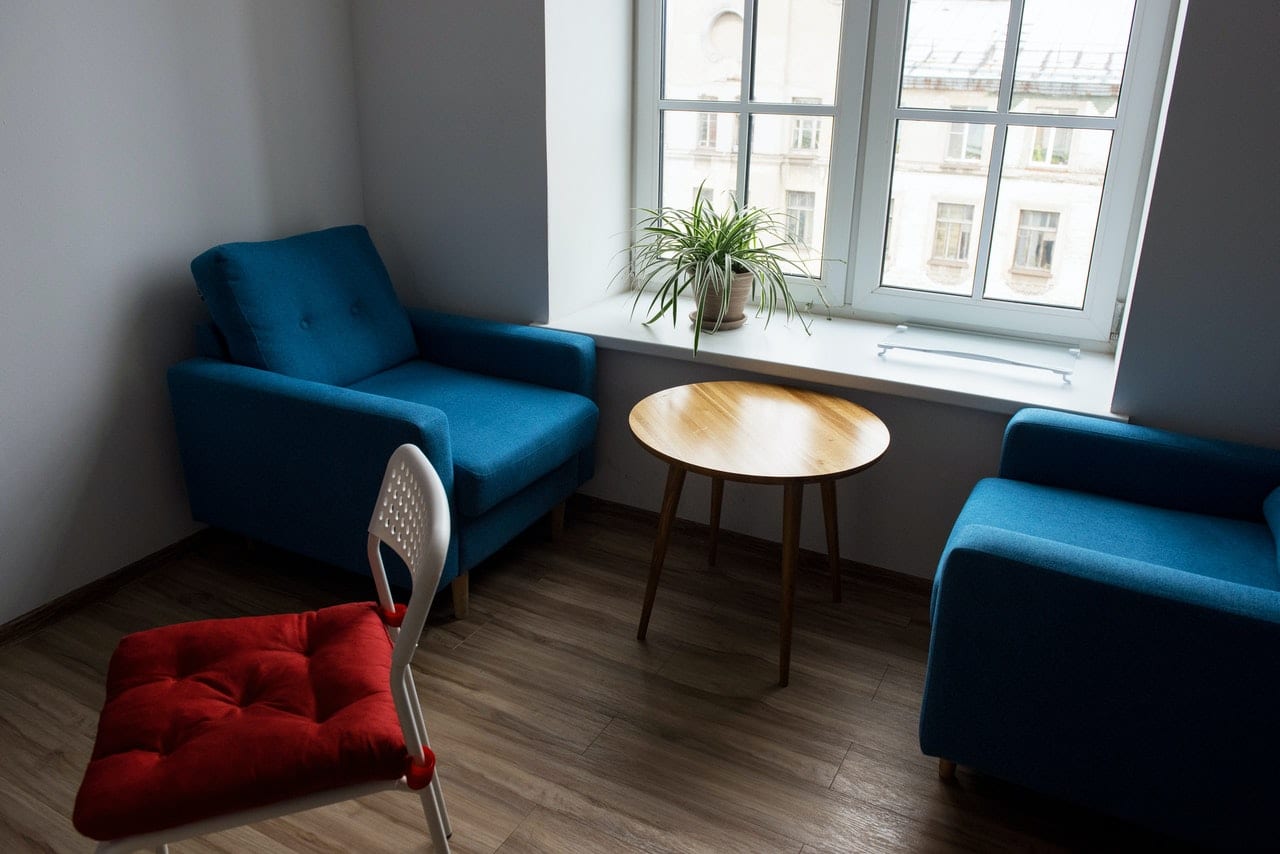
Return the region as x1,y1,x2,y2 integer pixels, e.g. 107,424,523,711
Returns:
1,495,935,649
572,494,934,597
0,529,213,648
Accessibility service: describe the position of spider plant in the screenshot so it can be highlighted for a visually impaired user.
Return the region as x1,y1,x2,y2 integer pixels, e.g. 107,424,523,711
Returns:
621,185,830,353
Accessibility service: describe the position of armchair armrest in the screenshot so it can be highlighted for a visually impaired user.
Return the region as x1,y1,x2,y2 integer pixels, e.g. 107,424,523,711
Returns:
167,358,456,580
407,308,595,399
999,408,1280,520
922,525,1280,844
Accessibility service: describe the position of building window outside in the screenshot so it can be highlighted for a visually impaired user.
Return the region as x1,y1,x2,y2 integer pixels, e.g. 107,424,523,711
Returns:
932,203,974,261
1030,126,1073,165
945,123,984,162
786,190,816,246
637,0,1176,343
792,97,823,150
696,97,718,149
1013,210,1059,272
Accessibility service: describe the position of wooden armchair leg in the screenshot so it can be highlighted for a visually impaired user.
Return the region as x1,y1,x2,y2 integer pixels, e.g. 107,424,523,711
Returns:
451,575,469,620
938,758,957,781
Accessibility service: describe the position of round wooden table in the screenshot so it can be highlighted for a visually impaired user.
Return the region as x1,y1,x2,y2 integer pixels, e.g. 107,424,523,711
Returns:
629,381,890,686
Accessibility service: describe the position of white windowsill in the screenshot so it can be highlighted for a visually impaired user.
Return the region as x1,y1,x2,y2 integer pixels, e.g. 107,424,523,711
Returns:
542,293,1122,419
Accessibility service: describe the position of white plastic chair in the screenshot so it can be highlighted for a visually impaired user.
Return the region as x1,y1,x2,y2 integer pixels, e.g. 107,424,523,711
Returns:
77,444,453,853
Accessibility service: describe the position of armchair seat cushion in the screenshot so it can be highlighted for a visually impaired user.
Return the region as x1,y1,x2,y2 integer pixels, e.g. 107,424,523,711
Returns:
951,478,1279,592
349,360,598,518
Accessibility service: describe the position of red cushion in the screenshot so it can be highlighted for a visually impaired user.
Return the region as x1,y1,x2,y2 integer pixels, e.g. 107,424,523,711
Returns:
73,602,434,841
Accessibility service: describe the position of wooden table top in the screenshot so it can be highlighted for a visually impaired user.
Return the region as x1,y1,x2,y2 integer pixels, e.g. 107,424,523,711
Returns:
629,381,890,484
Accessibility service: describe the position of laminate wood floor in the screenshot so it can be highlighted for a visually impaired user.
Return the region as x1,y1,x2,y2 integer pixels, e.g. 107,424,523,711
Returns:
0,499,1183,853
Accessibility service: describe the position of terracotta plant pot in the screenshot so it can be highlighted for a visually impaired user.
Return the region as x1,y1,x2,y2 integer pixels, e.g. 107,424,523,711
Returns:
693,270,752,330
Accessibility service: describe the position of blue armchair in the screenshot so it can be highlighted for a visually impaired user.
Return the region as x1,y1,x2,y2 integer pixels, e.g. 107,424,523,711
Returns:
919,408,1280,845
167,225,598,615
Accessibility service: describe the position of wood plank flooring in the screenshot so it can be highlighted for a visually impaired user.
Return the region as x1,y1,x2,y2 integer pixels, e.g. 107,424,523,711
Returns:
0,499,1184,852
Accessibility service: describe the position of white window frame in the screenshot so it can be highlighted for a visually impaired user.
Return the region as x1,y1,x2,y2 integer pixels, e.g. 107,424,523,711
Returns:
849,0,1179,342
632,1,872,310
634,0,1179,345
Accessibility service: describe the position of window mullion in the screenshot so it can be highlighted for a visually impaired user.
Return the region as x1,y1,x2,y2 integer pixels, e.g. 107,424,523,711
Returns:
735,0,758,202
967,0,1025,303
968,123,1008,303
995,0,1026,113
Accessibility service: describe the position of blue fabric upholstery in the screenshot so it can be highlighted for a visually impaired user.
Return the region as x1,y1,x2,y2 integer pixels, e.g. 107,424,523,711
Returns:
170,226,597,594
952,478,1278,591
920,408,1280,846
1266,487,1280,565
190,225,417,386
348,361,598,518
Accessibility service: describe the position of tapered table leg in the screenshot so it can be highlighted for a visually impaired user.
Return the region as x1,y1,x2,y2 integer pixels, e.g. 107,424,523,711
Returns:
708,477,724,566
638,464,687,640
821,480,842,603
779,481,803,686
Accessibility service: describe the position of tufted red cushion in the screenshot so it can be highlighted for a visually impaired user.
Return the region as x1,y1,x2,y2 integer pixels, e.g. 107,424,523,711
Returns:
73,602,433,841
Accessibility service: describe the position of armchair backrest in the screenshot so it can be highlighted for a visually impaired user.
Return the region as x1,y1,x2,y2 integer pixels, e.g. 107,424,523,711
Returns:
190,225,417,386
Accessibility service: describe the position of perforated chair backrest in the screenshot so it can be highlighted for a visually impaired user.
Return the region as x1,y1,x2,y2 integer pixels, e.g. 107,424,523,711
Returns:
366,444,451,763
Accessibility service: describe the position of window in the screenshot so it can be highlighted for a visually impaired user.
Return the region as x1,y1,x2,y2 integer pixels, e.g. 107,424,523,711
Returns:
786,190,816,246
695,94,719,149
696,111,718,149
1030,108,1076,166
1031,126,1073,166
1013,210,1059,271
636,0,1178,343
932,203,974,261
792,97,823,150
946,123,984,162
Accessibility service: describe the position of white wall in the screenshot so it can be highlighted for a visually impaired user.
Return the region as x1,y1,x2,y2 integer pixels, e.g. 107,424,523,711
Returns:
1112,0,1280,448
545,0,633,319
351,0,552,323
0,0,364,624
585,350,1008,579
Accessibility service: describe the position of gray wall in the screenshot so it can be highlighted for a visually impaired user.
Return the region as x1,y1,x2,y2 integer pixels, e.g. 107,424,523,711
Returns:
351,0,552,323
0,0,365,624
545,0,633,320
1112,0,1280,448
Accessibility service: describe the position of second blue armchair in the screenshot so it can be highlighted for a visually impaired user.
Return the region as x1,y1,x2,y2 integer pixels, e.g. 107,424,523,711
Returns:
920,408,1280,845
168,225,598,615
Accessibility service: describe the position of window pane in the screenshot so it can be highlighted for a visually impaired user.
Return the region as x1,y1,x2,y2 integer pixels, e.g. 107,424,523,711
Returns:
1011,0,1135,119
747,114,833,277
664,0,745,101
982,126,1113,308
753,0,843,105
881,119,993,295
660,110,740,212
899,0,1010,112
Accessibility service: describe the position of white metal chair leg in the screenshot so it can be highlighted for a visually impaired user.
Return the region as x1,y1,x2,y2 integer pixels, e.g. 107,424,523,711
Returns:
403,668,453,838
419,788,451,852
431,775,452,838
